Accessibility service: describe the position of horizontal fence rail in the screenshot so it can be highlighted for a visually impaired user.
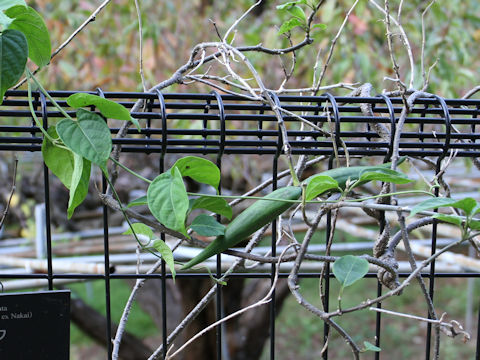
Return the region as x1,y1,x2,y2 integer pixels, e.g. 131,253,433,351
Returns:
0,90,479,360
1,91,480,157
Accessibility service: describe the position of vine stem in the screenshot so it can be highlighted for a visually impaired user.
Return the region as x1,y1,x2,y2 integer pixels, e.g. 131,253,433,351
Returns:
26,69,74,121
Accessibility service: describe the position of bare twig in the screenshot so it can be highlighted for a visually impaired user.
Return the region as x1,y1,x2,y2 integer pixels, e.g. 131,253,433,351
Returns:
369,308,470,341
421,0,437,90
134,0,148,92
313,0,361,93
368,0,415,89
13,0,113,90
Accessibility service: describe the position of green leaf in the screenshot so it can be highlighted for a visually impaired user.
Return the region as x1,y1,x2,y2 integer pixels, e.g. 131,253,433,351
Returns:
286,5,307,23
189,196,232,220
66,93,140,131
363,341,381,352
312,23,327,30
278,18,304,34
0,0,26,11
0,29,27,103
126,195,147,208
304,175,339,200
56,109,112,166
359,168,412,185
5,5,51,67
173,156,220,190
41,126,90,218
333,255,369,287
190,214,226,237
410,197,477,217
123,222,155,245
147,167,189,236
276,1,308,10
153,239,176,279
123,222,155,239
432,213,463,227
67,153,91,219
42,126,75,188
469,219,480,231
451,197,477,215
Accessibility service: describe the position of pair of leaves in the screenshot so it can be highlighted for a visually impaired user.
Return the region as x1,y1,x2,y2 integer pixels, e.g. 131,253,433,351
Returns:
123,223,176,278
277,1,326,35
42,127,91,218
128,194,230,237
147,157,224,236
0,3,51,102
304,167,412,201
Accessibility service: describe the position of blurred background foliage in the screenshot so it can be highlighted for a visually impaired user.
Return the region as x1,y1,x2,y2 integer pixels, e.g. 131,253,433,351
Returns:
29,0,479,97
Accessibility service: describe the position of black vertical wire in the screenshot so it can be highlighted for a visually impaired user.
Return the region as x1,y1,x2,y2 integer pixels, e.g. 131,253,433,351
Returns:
156,90,168,359
322,93,340,360
97,87,113,358
425,95,451,360
211,91,226,360
268,92,283,360
474,104,480,360
40,92,54,290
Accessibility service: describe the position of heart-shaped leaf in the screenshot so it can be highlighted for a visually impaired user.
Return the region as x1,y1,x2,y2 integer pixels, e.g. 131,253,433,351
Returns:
333,255,369,287
0,29,27,103
173,156,220,190
189,196,232,220
56,108,112,167
190,214,226,237
5,5,51,67
304,175,339,200
147,167,189,236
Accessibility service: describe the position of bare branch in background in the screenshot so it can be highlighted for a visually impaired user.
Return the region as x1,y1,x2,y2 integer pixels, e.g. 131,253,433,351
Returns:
134,0,148,92
13,0,113,90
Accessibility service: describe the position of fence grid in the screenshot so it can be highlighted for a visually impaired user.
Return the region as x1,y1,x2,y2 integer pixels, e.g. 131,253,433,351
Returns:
0,90,479,360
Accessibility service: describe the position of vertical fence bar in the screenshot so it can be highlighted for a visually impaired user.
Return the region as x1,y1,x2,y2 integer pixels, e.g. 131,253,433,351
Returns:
97,87,113,358
156,90,169,359
323,92,341,360
211,90,226,360
40,92,53,290
269,92,284,360
425,95,451,359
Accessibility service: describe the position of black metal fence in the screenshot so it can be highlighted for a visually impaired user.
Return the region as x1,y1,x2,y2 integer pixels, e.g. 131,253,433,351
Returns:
0,90,479,359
